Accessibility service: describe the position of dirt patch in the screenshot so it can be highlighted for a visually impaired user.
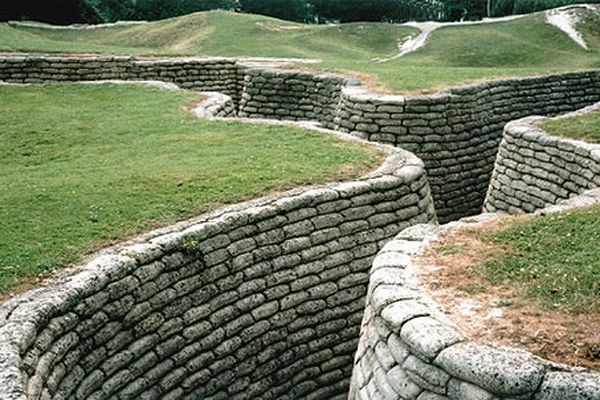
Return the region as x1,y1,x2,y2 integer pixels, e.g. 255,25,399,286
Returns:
417,220,600,371
0,271,58,305
255,21,310,32
168,23,214,53
184,94,208,112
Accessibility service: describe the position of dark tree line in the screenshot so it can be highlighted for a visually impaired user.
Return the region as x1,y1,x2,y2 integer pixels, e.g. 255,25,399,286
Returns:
2,0,599,24
490,0,599,16
1,0,83,24
0,0,238,23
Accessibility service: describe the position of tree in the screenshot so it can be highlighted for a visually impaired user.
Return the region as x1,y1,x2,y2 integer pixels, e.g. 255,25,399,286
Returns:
490,0,514,17
513,0,600,15
1,0,83,23
8,0,596,25
240,0,315,22
80,0,134,23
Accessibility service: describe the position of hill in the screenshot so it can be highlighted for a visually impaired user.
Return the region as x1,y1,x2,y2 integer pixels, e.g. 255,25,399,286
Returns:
1,6,599,92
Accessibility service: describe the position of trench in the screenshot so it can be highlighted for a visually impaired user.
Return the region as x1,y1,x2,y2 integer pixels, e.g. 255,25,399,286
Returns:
0,54,600,400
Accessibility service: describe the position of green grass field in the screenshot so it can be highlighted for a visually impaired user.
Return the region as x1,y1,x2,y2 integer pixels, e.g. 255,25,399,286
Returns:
453,111,600,313
542,108,600,143
479,206,600,312
451,110,600,313
0,83,382,293
2,7,600,92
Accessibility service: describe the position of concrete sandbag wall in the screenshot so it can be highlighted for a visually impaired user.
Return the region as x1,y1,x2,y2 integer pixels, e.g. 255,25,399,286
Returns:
238,68,351,129
2,53,600,399
484,110,600,214
0,55,242,104
0,143,436,399
336,73,600,222
350,197,600,400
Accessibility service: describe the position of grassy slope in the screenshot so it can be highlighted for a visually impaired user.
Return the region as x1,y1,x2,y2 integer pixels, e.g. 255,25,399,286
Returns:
0,13,410,60
385,13,600,91
479,206,600,312
542,109,600,143
0,23,151,54
0,13,213,54
1,8,599,92
579,5,600,50
0,83,382,293
404,15,598,68
473,111,600,312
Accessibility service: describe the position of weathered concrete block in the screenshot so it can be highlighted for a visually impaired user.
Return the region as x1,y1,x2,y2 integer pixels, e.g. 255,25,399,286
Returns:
535,372,600,400
435,342,545,396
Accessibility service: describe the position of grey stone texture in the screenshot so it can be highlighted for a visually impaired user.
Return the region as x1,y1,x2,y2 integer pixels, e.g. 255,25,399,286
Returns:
435,342,545,395
237,68,350,129
484,111,600,214
536,372,600,400
350,199,600,400
193,91,237,118
337,75,600,223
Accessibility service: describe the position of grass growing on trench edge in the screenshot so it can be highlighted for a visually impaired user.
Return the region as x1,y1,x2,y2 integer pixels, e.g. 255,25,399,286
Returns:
1,7,600,92
541,108,600,143
432,102,600,314
0,83,384,294
448,205,600,313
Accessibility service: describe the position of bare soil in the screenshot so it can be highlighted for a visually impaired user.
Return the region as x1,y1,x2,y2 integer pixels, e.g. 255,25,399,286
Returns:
416,220,600,371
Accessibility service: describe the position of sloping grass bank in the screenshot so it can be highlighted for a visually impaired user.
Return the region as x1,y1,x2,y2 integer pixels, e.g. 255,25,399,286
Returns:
479,206,600,312
1,7,599,92
440,107,600,313
426,205,600,369
0,83,383,294
542,108,600,143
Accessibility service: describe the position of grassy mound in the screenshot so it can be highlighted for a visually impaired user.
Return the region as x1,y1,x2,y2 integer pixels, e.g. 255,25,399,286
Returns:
1,7,599,92
430,109,600,313
542,108,600,143
0,12,412,58
0,83,382,294
404,15,598,69
479,206,600,312
458,110,600,313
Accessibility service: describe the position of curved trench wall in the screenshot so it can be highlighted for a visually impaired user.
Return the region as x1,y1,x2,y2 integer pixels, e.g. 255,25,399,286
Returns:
0,54,243,103
336,74,600,222
350,109,600,399
237,68,350,129
193,92,237,119
350,205,600,400
0,144,435,399
484,111,600,214
3,54,600,222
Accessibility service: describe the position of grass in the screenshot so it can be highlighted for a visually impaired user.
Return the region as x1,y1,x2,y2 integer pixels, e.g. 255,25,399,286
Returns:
541,108,600,143
0,23,151,54
477,206,600,312
403,15,598,68
1,7,599,92
424,48,600,315
0,83,383,293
